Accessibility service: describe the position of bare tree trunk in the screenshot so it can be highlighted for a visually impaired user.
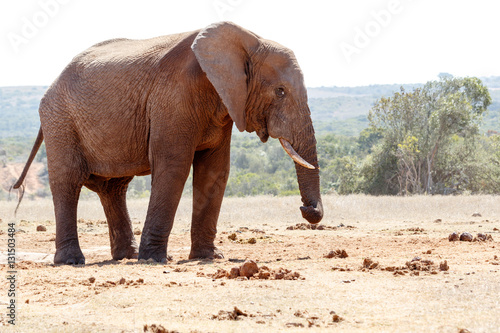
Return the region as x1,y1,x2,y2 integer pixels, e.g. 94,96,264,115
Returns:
426,157,432,194
425,140,440,194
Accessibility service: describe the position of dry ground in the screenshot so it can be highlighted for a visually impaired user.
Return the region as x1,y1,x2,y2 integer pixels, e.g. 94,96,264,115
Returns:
0,195,499,332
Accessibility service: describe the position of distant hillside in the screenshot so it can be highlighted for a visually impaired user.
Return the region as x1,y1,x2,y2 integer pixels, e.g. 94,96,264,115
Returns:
1,77,499,139
0,86,47,138
306,84,424,127
307,78,500,135
307,83,424,99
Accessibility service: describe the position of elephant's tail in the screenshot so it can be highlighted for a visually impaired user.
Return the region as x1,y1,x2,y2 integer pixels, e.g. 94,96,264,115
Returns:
11,127,44,214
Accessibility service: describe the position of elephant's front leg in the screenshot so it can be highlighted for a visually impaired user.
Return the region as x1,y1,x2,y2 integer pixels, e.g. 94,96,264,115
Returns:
189,136,231,259
138,156,193,262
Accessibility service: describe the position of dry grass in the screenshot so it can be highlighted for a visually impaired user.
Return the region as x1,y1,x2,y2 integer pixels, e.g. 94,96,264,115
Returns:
3,193,498,225
0,194,499,332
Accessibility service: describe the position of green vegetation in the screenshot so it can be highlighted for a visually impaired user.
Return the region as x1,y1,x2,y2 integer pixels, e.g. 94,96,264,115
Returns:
1,76,500,199
329,77,499,195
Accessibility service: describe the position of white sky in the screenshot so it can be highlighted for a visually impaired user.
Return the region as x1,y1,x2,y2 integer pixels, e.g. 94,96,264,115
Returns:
1,0,500,88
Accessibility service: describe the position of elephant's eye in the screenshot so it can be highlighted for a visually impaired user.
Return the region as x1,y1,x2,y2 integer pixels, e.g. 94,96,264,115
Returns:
275,87,286,98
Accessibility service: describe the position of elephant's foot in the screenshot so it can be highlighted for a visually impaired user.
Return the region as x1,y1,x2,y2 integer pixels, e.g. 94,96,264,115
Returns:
111,240,139,261
54,245,85,265
138,245,168,263
189,246,224,259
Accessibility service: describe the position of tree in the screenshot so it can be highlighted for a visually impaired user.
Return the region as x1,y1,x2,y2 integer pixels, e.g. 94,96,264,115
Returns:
365,76,491,195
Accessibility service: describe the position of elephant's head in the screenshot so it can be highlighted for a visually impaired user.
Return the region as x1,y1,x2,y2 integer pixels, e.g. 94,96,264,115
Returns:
192,21,323,224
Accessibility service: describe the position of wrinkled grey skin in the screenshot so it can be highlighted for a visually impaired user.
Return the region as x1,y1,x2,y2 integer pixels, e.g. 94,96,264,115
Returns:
14,22,323,265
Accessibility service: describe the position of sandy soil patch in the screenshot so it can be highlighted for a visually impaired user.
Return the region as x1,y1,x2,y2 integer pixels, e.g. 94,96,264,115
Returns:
0,195,499,332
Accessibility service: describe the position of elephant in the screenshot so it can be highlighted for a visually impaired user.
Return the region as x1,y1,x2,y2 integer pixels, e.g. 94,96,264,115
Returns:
14,21,323,265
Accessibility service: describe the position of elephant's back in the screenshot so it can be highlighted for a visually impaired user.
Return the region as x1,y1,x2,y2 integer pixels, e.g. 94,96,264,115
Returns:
45,30,201,109
42,30,200,112
73,30,200,67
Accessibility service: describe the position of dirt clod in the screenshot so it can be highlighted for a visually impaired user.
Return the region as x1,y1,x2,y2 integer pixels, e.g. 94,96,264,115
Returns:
143,324,170,332
460,232,474,242
361,256,447,276
210,264,302,281
272,267,301,280
207,269,225,279
134,228,141,235
36,225,47,232
324,249,348,259
173,267,188,273
307,316,321,327
475,233,493,242
211,307,248,320
88,277,96,283
294,310,308,317
406,258,434,271
362,258,379,270
228,233,237,241
332,314,344,323
406,227,425,233
439,260,449,271
332,266,352,271
229,267,240,279
239,259,259,277
448,232,460,241
286,223,337,230
472,212,482,217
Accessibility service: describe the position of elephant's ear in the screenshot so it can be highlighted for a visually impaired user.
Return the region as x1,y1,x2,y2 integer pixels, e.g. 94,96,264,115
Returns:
191,21,260,132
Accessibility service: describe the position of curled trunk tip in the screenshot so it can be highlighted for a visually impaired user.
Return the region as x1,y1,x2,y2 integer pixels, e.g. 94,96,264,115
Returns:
300,200,323,224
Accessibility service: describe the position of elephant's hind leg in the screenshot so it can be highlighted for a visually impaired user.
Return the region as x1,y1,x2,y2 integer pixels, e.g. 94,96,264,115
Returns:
49,164,86,265
85,176,138,260
52,181,85,265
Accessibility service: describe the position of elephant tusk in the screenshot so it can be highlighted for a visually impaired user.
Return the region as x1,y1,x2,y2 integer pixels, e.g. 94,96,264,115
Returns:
279,138,316,170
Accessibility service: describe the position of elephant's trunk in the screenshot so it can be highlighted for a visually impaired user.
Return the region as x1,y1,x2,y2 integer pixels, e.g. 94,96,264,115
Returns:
282,121,323,224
